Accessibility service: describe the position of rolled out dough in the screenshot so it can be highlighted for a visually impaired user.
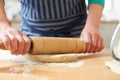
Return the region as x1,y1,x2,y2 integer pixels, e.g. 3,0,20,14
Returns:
25,37,86,63
25,54,80,63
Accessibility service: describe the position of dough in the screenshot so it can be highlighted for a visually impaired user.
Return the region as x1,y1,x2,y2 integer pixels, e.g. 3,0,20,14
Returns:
25,54,80,63
25,37,86,63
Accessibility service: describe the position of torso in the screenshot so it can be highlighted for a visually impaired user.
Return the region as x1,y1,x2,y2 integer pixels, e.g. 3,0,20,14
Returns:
19,0,87,37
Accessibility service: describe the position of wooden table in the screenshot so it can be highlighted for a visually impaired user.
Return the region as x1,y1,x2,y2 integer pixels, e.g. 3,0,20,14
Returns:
0,49,120,80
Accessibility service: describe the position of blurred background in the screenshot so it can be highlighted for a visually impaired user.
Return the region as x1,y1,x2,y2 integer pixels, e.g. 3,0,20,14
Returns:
4,0,120,48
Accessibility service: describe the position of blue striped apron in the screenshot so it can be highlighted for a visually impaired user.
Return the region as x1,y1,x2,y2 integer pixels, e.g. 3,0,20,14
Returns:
19,0,87,37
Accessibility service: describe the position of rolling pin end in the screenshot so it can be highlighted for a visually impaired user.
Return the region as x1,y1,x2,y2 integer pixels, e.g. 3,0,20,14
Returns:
27,38,33,54
0,41,7,50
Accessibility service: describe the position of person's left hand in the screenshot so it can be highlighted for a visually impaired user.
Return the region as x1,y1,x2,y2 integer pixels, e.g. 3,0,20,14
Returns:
80,25,104,53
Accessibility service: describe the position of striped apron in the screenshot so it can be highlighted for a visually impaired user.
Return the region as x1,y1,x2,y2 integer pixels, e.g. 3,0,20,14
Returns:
19,0,87,37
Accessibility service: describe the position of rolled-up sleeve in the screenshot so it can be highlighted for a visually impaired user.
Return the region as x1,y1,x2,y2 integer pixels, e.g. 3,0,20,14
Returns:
88,0,105,7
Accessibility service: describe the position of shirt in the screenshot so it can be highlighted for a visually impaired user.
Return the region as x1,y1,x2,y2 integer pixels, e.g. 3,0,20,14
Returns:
19,0,104,37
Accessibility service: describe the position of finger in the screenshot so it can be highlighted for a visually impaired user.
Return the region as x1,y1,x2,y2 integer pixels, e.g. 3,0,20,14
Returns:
101,39,104,50
90,34,98,53
22,35,31,55
16,35,25,55
11,30,25,55
7,32,18,54
1,34,11,50
93,36,103,53
98,37,104,52
84,33,92,53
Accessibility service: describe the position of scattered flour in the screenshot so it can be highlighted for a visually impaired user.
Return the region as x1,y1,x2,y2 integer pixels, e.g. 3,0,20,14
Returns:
47,61,84,68
105,61,120,74
9,66,32,76
0,50,41,65
0,50,84,75
9,67,21,74
0,49,85,80
0,50,84,68
37,77,48,80
22,68,32,76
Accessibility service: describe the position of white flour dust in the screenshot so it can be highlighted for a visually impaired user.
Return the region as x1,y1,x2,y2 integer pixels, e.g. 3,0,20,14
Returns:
47,61,84,68
0,50,84,68
37,77,48,80
105,61,120,74
9,66,32,76
0,50,84,75
0,50,40,65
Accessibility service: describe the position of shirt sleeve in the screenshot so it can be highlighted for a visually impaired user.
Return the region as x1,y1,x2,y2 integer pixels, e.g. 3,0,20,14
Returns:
88,0,105,7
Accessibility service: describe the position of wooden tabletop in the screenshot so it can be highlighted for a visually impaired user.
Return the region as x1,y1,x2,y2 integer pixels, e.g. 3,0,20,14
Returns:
0,49,120,80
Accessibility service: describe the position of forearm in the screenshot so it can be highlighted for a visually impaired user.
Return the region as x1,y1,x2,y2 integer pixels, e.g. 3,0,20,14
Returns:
0,0,9,25
85,4,103,29
80,4,104,53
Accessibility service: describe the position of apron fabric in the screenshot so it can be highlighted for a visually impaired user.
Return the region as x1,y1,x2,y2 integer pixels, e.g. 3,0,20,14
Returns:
19,0,87,37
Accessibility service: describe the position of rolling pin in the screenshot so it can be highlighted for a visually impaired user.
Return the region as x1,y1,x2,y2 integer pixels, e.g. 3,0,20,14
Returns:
0,37,86,55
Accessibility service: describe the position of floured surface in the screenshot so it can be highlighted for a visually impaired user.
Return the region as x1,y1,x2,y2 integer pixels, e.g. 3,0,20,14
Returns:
105,61,120,74
0,50,85,67
1,49,120,80
0,50,85,80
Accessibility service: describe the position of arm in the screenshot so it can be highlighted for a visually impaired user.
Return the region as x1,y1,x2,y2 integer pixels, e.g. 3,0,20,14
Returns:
0,0,30,55
80,2,104,53
0,0,10,26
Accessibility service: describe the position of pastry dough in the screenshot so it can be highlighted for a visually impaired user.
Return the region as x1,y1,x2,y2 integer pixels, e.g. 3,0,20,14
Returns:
25,37,85,63
25,54,80,63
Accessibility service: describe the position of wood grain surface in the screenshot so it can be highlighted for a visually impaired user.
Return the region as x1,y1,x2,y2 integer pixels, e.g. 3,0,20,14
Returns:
0,49,120,80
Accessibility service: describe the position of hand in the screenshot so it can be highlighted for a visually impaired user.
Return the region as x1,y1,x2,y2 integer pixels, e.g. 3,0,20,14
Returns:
80,25,104,53
0,23,31,55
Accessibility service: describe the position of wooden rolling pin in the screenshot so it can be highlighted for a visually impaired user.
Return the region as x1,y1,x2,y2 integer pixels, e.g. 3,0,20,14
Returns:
0,37,86,55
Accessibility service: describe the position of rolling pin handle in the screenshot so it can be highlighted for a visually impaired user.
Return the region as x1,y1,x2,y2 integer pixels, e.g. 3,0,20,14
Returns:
28,37,33,54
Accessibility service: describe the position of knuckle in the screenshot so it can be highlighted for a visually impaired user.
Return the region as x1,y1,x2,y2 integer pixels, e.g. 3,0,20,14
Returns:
11,37,16,42
86,42,91,45
19,40,25,46
26,40,31,45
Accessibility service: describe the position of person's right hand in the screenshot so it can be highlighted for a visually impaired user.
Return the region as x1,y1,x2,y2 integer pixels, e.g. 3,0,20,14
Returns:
0,23,31,55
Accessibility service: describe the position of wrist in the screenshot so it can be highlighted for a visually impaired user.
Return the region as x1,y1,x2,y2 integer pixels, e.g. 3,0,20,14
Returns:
85,21,100,28
84,23,100,31
0,21,11,28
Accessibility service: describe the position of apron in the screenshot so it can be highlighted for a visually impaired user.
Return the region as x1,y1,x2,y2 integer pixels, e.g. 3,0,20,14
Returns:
19,0,87,37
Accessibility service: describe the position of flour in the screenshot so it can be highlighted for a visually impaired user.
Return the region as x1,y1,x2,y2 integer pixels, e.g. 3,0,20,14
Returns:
47,60,84,68
22,68,32,76
0,50,84,75
9,67,21,74
0,50,40,65
105,61,120,74
0,50,84,67
37,77,48,80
